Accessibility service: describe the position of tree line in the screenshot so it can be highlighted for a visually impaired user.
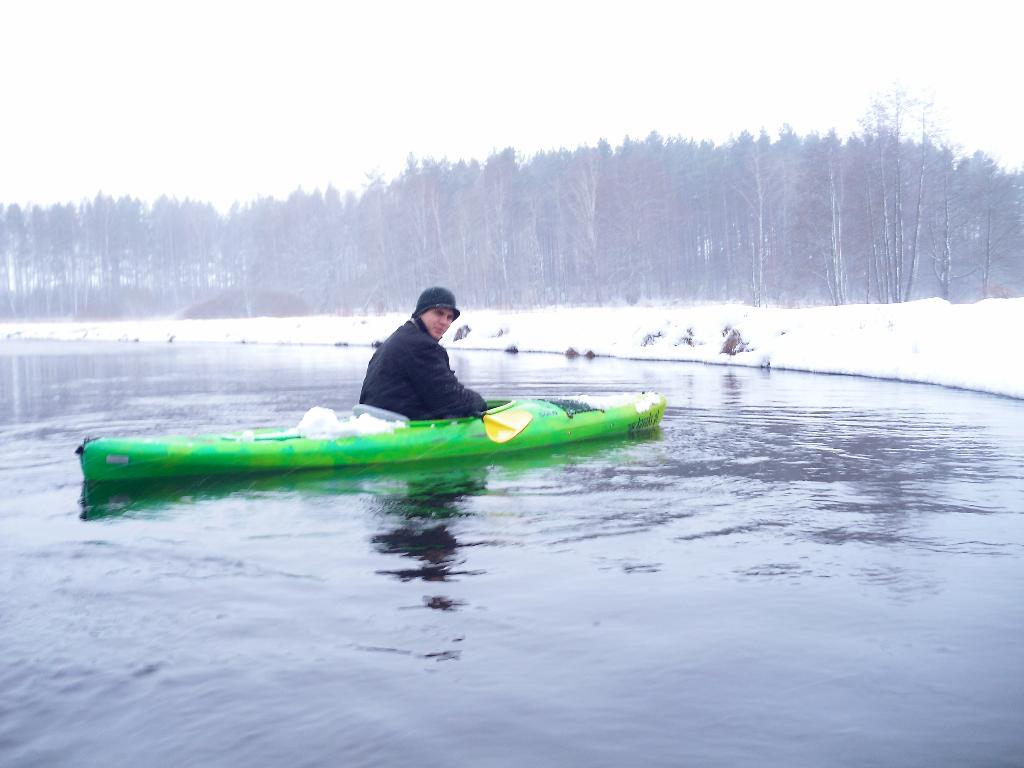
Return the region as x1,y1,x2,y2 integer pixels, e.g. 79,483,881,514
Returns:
2,97,1021,319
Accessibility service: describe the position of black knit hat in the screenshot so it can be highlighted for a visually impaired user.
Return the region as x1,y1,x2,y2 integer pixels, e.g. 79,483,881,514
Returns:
413,286,460,320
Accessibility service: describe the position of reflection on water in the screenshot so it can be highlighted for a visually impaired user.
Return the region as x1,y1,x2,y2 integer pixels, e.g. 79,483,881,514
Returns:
78,436,644,519
372,524,473,583
77,437,659,613
368,466,488,585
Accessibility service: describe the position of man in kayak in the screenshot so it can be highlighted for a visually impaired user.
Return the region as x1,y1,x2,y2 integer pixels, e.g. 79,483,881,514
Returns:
359,286,487,421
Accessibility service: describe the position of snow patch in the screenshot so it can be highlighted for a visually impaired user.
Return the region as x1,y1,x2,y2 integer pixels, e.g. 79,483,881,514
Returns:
574,392,663,413
4,298,1024,400
296,406,405,440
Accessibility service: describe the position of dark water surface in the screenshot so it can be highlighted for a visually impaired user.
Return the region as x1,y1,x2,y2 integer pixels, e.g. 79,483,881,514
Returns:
2,340,1023,768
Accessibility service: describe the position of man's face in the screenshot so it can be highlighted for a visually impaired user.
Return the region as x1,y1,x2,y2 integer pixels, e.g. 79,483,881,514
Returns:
421,307,455,340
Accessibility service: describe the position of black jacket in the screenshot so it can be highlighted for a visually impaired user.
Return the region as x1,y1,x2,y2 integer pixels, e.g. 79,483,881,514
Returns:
359,318,486,421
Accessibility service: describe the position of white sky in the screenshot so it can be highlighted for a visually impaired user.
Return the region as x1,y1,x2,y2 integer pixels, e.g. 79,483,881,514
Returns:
2,0,1021,211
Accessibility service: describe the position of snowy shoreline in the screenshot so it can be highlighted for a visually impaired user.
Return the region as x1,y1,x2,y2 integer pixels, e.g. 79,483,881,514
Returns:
2,298,1022,401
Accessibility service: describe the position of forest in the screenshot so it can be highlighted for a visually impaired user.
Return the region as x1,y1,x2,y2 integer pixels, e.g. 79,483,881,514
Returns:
2,96,1021,319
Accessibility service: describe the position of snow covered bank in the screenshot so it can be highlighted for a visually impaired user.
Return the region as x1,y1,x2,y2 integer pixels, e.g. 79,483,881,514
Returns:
2,298,1021,400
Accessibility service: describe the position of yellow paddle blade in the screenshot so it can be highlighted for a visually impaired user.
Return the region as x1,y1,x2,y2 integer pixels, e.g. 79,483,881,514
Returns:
483,410,533,443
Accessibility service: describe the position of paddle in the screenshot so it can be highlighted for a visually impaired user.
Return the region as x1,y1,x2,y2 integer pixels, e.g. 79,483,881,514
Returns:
482,410,533,443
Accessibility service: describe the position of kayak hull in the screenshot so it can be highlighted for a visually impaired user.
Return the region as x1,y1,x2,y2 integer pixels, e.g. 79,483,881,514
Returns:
79,393,666,483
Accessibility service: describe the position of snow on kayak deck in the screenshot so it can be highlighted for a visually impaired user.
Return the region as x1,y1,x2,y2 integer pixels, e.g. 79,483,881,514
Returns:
287,394,659,438
577,393,664,413
294,408,406,440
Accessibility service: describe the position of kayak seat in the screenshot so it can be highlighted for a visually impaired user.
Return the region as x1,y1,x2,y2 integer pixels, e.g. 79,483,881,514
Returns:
352,404,410,423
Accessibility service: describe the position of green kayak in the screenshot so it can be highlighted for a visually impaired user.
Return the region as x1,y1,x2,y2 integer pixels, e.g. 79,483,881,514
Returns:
78,392,667,483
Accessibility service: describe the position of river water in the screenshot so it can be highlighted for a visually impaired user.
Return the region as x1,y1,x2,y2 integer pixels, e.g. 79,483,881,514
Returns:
2,340,1023,768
